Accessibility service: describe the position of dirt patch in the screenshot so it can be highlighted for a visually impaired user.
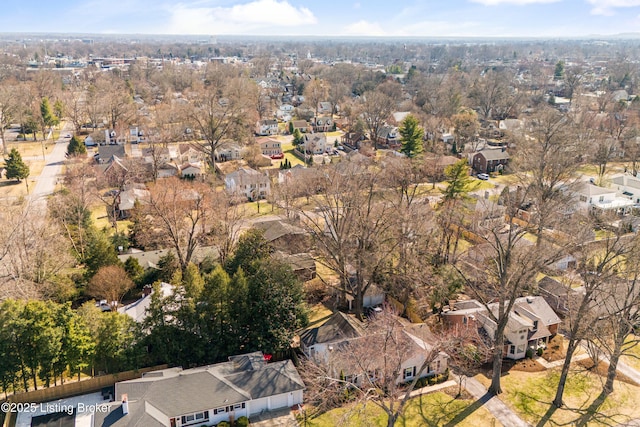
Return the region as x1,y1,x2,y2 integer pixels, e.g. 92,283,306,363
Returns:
441,385,474,400
542,335,565,362
577,359,639,386
509,358,547,372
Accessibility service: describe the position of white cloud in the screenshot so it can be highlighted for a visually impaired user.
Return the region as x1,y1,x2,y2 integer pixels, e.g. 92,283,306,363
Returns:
587,0,640,15
343,20,387,36
469,0,560,5
167,0,317,34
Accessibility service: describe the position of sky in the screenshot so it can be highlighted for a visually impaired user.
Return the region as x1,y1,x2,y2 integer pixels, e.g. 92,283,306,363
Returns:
1,0,639,38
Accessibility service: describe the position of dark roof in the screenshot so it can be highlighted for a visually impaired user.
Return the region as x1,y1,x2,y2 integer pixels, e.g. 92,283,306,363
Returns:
274,252,315,271
476,149,510,161
299,311,365,348
226,360,305,399
96,351,304,426
32,411,75,427
97,145,126,161
252,219,307,242
538,276,569,297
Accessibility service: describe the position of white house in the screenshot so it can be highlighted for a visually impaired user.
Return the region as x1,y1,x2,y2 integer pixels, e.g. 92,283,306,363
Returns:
573,181,634,214
255,119,279,136
225,167,271,200
118,282,173,323
215,144,243,162
299,133,328,155
92,352,304,427
612,173,640,204
299,312,448,384
180,161,205,178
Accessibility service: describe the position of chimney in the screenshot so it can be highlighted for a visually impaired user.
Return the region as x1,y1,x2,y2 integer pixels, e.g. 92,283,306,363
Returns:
121,394,129,415
142,285,153,297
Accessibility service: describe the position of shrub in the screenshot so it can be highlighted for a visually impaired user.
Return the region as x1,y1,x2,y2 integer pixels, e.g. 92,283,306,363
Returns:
537,347,544,357
526,348,534,359
236,416,249,427
217,422,230,427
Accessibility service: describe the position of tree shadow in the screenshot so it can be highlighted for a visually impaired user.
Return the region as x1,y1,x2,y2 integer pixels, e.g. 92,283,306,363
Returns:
535,404,557,427
442,392,492,427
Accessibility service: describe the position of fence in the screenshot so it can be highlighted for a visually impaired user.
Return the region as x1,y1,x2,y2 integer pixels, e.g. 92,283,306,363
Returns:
1,365,167,427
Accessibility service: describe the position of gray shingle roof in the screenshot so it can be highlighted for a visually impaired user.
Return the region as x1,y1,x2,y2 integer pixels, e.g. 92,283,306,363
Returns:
299,311,365,348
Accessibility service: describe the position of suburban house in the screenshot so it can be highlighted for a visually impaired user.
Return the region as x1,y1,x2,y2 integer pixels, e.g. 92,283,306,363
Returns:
179,145,205,164
573,181,634,214
225,167,271,201
471,148,510,173
299,311,448,385
273,252,316,281
376,125,400,149
142,147,172,165
252,218,311,254
299,133,328,155
255,119,279,136
310,116,334,133
441,296,561,360
96,145,126,164
118,247,219,270
612,173,640,204
92,352,305,427
341,132,365,150
257,137,283,158
116,186,150,219
318,101,333,115
537,276,581,318
180,162,205,179
118,282,174,323
157,162,180,178
215,144,243,162
291,120,310,133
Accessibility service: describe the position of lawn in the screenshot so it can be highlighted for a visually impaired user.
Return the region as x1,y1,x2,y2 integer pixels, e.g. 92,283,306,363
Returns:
484,367,640,426
620,335,640,372
281,140,306,167
305,391,502,427
6,140,56,158
0,160,45,199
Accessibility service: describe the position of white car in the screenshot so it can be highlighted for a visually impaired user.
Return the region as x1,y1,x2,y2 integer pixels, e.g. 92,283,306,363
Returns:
477,173,490,180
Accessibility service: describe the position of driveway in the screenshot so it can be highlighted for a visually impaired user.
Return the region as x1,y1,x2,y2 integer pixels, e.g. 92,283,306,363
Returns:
462,376,532,427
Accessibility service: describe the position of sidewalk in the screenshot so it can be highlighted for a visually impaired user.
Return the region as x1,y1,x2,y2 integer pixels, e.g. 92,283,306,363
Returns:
535,352,590,369
461,376,532,427
399,379,457,400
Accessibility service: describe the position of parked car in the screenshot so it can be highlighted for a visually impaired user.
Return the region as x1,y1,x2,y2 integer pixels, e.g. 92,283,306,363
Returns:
477,173,490,180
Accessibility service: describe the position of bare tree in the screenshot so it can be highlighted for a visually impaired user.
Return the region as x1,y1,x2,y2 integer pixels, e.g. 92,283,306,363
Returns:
553,230,633,407
301,309,442,427
359,90,395,145
140,177,212,272
87,265,134,308
185,72,254,170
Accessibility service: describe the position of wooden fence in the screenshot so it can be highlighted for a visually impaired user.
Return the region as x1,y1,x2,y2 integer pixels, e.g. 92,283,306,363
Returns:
1,365,167,427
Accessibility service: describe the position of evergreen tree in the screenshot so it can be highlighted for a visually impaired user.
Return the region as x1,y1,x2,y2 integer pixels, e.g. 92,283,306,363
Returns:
66,136,86,157
123,257,144,285
84,229,121,279
399,114,424,158
40,97,59,140
441,159,475,202
4,148,30,182
288,121,294,134
292,129,303,146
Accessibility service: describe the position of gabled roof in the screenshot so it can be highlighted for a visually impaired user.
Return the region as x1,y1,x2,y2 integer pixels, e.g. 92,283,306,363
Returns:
574,182,615,197
299,311,365,348
513,296,561,327
475,149,510,161
252,219,306,242
96,352,304,426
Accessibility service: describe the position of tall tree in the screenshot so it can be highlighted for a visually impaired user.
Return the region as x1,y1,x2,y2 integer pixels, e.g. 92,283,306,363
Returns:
66,136,86,157
39,97,59,141
360,90,395,146
87,265,135,308
399,114,424,158
4,148,30,187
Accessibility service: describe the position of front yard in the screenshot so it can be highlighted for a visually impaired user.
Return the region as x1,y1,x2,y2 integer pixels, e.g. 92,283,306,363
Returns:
303,390,502,427
475,365,640,426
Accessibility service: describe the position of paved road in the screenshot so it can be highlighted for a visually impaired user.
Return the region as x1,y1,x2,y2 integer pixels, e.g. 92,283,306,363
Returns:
462,376,532,427
27,123,72,214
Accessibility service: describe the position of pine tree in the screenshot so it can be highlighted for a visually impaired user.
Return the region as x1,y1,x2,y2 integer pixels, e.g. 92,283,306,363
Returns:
4,148,30,182
66,136,87,157
399,114,424,158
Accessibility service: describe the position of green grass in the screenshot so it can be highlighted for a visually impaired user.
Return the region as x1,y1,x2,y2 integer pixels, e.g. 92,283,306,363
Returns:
306,392,502,427
281,140,306,167
472,179,495,191
493,367,640,426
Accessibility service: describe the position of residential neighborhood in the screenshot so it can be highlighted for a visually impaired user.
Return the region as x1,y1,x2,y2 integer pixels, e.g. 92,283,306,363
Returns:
5,25,640,427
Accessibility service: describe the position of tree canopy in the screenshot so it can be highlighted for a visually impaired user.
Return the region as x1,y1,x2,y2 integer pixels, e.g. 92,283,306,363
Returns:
4,148,29,182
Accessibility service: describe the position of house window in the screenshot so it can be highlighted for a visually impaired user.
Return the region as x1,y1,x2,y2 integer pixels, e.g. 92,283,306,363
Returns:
403,367,416,379
533,320,538,331
233,403,246,410
181,411,208,425
599,196,605,202
510,345,516,354
213,407,227,415
463,316,468,325
517,344,525,353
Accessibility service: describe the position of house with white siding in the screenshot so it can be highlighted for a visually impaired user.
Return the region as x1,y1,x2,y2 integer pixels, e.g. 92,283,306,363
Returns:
92,352,304,427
